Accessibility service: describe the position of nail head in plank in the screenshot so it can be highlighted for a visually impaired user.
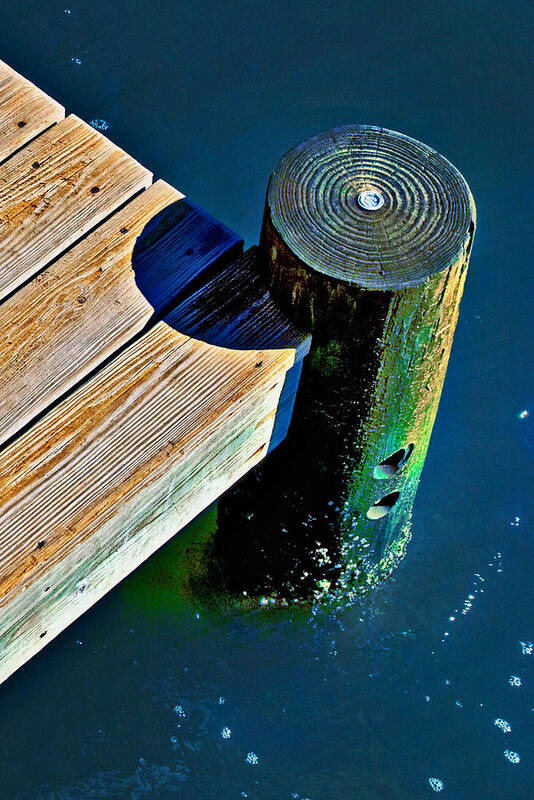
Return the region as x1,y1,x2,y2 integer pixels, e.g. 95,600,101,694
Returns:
0,320,295,614
0,114,152,301
0,60,65,164
0,180,184,448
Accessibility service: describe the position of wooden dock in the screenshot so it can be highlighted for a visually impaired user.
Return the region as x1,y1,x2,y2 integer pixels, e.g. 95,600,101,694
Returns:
0,61,309,685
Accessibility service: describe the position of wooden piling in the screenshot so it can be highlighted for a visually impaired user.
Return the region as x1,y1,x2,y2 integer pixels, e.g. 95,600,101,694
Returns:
260,124,476,593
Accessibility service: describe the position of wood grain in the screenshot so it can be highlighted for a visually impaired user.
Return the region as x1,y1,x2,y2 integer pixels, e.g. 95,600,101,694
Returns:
0,59,307,686
259,124,476,594
0,180,247,448
264,124,475,290
166,245,310,357
0,383,280,685
165,245,311,451
0,321,295,683
132,197,242,314
0,114,152,301
0,60,64,164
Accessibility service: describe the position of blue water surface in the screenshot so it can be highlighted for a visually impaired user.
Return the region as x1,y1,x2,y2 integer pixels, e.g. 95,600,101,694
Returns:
0,1,533,797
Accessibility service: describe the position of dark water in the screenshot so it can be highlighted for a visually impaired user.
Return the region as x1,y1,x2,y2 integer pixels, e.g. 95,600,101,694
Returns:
1,1,533,797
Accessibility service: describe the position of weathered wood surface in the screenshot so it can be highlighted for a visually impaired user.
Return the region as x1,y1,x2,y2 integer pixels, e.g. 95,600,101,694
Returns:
0,180,177,446
167,245,311,451
224,124,476,599
0,322,294,684
0,114,152,301
167,245,309,356
133,197,243,314
0,180,244,448
0,62,305,685
264,125,474,293
0,60,64,163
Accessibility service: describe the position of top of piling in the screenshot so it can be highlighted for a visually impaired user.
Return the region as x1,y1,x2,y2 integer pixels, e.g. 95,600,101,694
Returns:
266,125,475,290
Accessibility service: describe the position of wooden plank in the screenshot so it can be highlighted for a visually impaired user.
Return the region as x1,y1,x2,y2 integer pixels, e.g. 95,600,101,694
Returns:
0,385,279,685
0,180,243,448
133,196,243,314
0,60,64,164
166,246,310,357
166,245,311,451
0,114,152,301
0,321,295,684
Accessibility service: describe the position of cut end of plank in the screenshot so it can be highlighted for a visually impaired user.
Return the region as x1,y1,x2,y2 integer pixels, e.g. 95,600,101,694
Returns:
266,124,476,290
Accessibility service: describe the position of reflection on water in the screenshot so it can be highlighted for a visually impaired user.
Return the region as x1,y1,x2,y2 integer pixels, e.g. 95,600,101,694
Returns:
0,0,532,797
